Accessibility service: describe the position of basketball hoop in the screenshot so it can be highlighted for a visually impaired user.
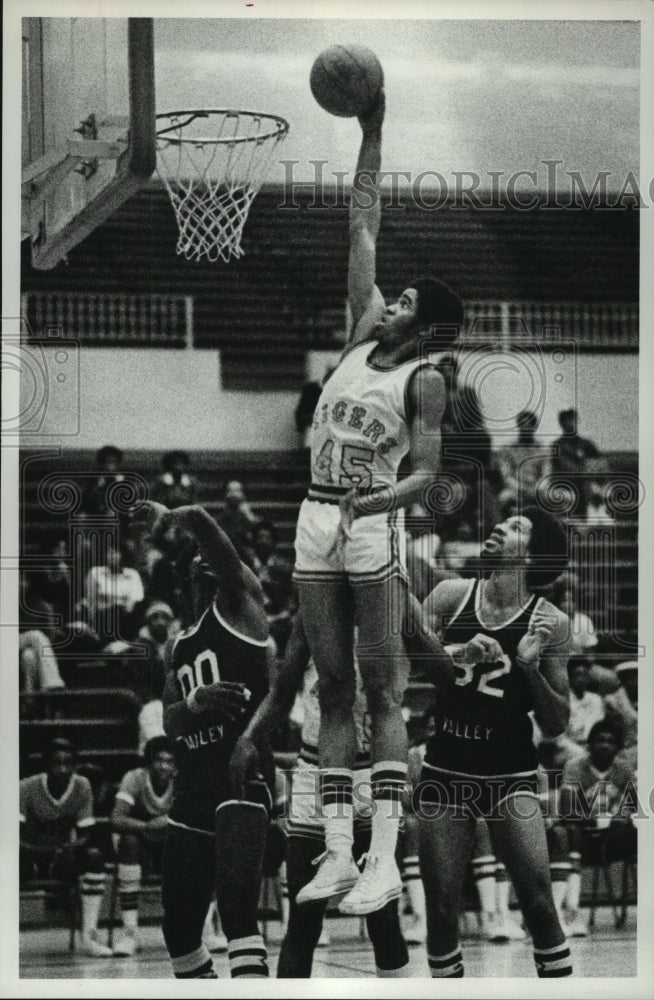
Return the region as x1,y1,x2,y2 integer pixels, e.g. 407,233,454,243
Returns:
156,109,289,264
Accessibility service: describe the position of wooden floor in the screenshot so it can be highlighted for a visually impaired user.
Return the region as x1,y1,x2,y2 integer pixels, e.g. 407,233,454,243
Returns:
19,907,637,982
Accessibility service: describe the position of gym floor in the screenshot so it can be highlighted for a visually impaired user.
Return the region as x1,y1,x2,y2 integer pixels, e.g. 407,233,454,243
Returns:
19,908,636,980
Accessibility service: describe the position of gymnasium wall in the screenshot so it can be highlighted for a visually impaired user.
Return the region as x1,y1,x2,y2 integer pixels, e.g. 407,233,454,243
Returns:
23,345,637,452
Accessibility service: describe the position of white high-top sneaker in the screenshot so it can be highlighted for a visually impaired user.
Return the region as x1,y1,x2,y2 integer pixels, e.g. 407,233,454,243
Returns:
296,851,359,905
339,853,403,916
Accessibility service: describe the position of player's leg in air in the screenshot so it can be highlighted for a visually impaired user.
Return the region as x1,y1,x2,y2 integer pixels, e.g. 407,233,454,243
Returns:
294,586,361,902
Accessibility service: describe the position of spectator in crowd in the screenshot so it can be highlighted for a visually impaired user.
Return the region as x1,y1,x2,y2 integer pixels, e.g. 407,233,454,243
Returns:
603,661,638,749
496,409,552,514
551,409,602,518
548,719,637,937
294,381,322,451
83,445,126,517
261,556,296,659
150,451,198,509
110,736,176,957
19,572,64,693
85,537,145,639
138,601,179,662
251,520,279,584
548,572,619,694
36,536,73,636
217,479,260,568
20,738,112,956
538,658,605,771
440,385,501,543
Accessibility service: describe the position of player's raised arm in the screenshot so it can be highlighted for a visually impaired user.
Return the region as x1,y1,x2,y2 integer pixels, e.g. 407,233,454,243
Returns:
153,502,247,597
345,88,387,352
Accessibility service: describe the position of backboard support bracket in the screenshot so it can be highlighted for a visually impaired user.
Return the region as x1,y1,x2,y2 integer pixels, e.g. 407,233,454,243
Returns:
22,18,155,270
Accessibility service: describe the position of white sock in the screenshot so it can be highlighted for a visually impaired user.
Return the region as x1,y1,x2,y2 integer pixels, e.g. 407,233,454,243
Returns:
567,871,582,911
203,899,217,934
495,870,511,918
117,862,141,931
552,877,568,911
369,762,407,858
320,769,354,856
79,872,107,936
472,854,497,917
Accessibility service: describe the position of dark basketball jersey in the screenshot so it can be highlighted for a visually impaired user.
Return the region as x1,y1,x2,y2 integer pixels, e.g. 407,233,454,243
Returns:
168,600,269,832
424,579,541,777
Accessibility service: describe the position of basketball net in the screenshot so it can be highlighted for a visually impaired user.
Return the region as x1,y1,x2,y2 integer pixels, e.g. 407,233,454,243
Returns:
156,110,289,264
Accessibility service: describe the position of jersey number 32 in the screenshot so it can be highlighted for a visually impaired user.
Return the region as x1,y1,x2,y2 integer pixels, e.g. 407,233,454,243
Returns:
454,655,512,699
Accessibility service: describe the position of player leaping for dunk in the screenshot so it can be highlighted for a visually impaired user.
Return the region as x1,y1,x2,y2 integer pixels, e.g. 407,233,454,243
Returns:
292,87,464,914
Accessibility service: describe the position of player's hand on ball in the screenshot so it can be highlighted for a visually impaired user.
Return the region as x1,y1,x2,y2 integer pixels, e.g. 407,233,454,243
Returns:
358,85,385,132
229,735,260,800
463,633,504,664
517,612,556,667
190,681,252,723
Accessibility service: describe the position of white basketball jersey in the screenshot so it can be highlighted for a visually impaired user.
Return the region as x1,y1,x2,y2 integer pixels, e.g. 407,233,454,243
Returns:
310,341,430,492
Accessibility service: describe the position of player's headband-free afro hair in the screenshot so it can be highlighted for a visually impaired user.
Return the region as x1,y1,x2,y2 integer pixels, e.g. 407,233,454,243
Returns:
521,504,569,591
409,276,464,346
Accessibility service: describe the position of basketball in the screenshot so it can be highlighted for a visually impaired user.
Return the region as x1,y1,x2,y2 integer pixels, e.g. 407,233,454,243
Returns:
310,45,384,118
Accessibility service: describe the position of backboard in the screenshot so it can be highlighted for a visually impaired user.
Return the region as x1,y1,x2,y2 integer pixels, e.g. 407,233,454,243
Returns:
21,18,156,270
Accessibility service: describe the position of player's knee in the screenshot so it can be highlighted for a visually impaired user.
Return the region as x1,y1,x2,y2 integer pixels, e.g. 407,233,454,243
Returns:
117,834,142,864
318,669,355,713
360,669,403,714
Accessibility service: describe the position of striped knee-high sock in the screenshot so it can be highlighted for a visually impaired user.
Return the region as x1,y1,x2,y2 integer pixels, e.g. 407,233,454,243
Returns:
402,854,426,920
533,940,572,977
472,853,497,917
227,934,269,978
566,852,582,911
428,944,464,977
369,761,408,858
79,870,108,936
550,858,572,912
117,862,141,931
320,769,354,856
171,944,215,978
